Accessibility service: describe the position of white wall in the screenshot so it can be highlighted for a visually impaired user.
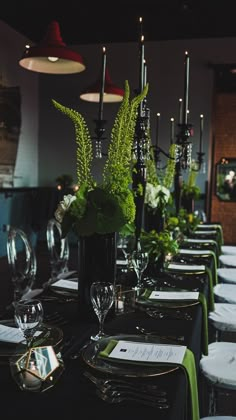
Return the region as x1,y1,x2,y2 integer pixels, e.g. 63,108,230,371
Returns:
0,20,39,187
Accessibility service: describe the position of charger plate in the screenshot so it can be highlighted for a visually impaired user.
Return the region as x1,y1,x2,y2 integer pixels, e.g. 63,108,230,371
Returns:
0,320,63,361
81,334,179,378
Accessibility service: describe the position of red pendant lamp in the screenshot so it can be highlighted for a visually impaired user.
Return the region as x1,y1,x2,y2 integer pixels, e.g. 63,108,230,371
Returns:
19,21,85,74
80,68,124,102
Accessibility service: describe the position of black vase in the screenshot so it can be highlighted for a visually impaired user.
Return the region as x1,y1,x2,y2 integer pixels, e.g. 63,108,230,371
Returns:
182,196,194,213
77,232,117,320
144,207,165,233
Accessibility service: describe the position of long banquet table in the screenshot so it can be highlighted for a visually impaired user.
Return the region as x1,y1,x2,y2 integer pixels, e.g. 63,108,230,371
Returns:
0,243,211,419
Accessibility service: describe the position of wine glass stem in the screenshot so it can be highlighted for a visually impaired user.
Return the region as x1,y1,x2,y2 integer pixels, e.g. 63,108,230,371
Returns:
98,314,106,337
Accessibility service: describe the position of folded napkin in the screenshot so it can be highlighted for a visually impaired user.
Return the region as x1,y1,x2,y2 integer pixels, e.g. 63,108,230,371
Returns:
99,340,199,420
141,289,208,356
179,248,218,284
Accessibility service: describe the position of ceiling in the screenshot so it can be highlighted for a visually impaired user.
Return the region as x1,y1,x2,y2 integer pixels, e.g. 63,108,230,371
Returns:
1,0,236,45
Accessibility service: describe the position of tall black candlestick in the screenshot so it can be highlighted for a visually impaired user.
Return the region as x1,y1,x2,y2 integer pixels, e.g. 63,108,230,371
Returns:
170,117,175,144
199,114,204,153
98,47,106,121
139,35,144,94
143,59,147,86
156,113,160,147
178,98,183,124
182,51,190,125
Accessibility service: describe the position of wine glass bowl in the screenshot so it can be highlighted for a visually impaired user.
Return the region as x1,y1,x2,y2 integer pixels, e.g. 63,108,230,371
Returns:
90,282,114,341
14,299,44,349
131,250,149,290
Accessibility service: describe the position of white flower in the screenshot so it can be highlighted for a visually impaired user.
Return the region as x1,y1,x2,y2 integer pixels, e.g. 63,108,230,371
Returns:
55,194,76,223
145,183,170,209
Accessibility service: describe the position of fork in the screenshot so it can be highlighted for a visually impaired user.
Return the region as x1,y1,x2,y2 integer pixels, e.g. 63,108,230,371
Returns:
135,326,185,343
96,389,169,408
145,308,192,321
83,370,167,395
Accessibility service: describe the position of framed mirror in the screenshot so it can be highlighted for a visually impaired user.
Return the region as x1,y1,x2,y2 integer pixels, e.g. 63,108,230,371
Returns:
216,157,236,201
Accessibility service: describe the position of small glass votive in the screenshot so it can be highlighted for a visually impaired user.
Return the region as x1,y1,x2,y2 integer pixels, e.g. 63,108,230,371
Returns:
115,285,136,315
10,345,64,392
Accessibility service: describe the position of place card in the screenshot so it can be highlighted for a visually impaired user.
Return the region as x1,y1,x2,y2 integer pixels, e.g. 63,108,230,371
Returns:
168,263,205,271
148,291,199,301
50,279,78,290
108,340,186,364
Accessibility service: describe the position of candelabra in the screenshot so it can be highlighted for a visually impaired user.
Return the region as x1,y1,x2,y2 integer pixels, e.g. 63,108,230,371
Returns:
132,18,149,247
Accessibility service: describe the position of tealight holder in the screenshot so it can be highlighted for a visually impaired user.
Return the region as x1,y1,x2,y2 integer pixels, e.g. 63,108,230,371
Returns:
10,345,64,392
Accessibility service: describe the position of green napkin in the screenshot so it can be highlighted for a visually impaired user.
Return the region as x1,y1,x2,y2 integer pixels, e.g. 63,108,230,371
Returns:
204,266,215,311
141,289,208,355
99,340,200,420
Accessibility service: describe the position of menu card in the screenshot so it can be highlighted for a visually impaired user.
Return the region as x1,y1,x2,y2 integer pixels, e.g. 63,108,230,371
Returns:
194,230,217,234
168,263,205,271
179,249,212,255
0,325,24,343
148,291,199,301
116,260,128,266
0,325,41,344
108,340,186,364
51,279,78,290
185,239,216,244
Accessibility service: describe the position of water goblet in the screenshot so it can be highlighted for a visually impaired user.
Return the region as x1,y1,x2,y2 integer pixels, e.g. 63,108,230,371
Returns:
90,282,115,341
131,250,149,291
14,299,44,351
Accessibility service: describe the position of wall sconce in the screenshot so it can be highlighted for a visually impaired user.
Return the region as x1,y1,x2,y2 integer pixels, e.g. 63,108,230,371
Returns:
19,21,85,74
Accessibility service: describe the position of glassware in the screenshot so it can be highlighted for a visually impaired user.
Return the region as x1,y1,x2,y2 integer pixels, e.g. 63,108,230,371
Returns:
14,299,44,350
7,226,37,305
90,282,114,341
131,249,149,291
46,218,69,282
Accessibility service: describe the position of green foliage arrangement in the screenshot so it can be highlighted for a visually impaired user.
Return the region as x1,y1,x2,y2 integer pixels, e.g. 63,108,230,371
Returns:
140,229,179,262
182,165,201,200
53,81,148,237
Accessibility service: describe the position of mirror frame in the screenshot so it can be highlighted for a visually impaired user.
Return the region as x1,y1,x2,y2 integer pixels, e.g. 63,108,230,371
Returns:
215,157,236,201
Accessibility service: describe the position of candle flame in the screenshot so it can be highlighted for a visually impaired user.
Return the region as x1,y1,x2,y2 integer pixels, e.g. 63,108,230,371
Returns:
185,51,188,55
139,16,143,23
200,114,204,118
141,35,144,42
170,117,174,122
157,112,160,117
179,98,182,102
102,46,106,53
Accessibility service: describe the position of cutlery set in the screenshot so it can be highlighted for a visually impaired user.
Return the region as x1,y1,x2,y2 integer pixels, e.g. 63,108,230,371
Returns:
84,370,169,408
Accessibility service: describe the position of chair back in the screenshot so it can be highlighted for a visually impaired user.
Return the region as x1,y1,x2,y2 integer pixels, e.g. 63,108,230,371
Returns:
6,226,37,301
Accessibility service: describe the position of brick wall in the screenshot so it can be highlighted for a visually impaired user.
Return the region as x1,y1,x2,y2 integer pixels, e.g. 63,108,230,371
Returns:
211,93,236,244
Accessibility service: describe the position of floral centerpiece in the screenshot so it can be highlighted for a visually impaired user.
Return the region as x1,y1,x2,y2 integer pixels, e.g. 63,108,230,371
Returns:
144,143,176,232
53,80,148,237
52,81,148,319
181,161,201,213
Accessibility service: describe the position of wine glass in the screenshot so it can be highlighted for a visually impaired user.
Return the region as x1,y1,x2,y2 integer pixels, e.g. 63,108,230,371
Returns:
14,299,44,350
90,282,114,341
131,250,149,291
46,218,69,282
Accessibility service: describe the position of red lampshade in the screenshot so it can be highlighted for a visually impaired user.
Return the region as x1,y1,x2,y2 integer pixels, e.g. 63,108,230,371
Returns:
80,69,124,102
19,21,86,74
